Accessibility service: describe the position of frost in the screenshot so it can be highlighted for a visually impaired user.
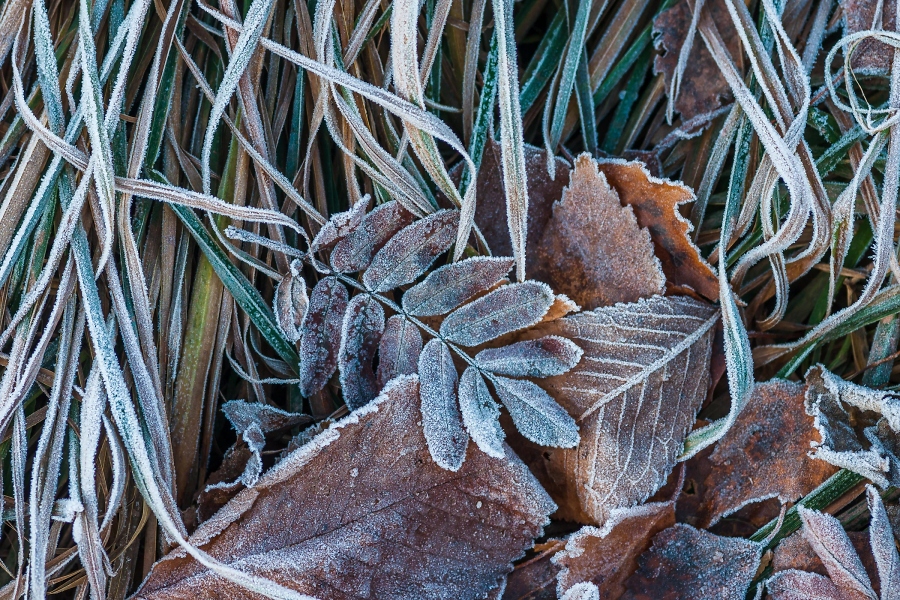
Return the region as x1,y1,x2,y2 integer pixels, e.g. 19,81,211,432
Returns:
492,375,578,448
560,582,599,600
418,339,468,470
330,201,414,273
309,194,370,253
273,259,309,343
475,336,582,378
377,316,423,388
440,281,554,346
402,256,514,317
338,294,385,410
363,209,459,292
298,277,348,397
458,367,505,459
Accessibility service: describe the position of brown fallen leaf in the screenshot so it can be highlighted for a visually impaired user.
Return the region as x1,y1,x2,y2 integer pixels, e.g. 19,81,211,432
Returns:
772,530,880,596
840,0,896,76
652,0,741,123
767,486,900,600
511,295,718,524
502,539,566,600
555,501,676,599
531,154,665,310
621,523,762,599
694,380,838,527
136,376,555,599
595,159,719,302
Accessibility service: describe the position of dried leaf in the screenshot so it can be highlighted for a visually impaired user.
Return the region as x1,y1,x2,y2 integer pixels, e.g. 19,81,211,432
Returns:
595,159,719,302
338,294,385,410
532,154,665,310
419,339,468,470
652,0,739,122
840,0,896,76
309,195,370,253
622,524,761,599
695,380,838,527
299,276,349,397
868,486,900,599
459,367,506,459
515,295,718,524
330,201,415,273
221,400,312,435
555,501,676,599
402,256,515,317
501,539,565,600
767,570,847,600
475,336,583,378
805,366,900,488
137,376,556,599
377,315,423,388
363,209,459,292
441,281,554,346
493,375,579,448
273,260,309,343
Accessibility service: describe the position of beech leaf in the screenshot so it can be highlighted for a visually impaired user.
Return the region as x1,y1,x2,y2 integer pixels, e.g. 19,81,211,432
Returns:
475,336,583,378
136,376,556,599
363,209,460,292
338,294,385,410
514,295,718,524
458,367,505,459
330,201,414,273
402,256,514,317
299,276,349,397
440,281,554,346
532,154,665,310
419,339,468,470
376,315,423,388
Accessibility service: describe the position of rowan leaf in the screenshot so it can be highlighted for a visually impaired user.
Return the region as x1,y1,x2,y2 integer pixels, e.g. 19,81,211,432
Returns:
273,260,309,343
376,315,423,388
309,194,371,253
296,277,349,398
805,366,900,488
459,367,505,459
330,201,415,273
440,281,554,346
363,209,459,292
338,294,385,410
532,154,665,310
136,376,556,599
402,256,514,317
623,524,761,599
475,336,582,378
692,380,838,527
515,295,718,524
595,159,719,302
555,501,676,599
419,339,468,470
492,375,579,448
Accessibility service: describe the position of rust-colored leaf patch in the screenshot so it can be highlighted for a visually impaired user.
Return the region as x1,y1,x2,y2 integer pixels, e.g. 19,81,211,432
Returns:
840,0,897,76
531,154,665,310
136,376,556,599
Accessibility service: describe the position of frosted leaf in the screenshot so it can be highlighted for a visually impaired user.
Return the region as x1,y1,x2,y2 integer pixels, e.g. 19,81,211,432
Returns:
798,507,878,599
623,524,761,599
377,316,423,388
458,368,505,459
136,376,556,599
475,336,582,378
492,375,579,448
339,294,385,410
767,570,847,600
517,295,717,524
330,201,414,273
309,194,370,253
440,281,554,347
560,582,599,600
363,210,459,292
402,256,514,317
867,486,900,599
299,277,348,397
222,400,312,435
805,366,900,488
418,339,467,471
273,260,309,343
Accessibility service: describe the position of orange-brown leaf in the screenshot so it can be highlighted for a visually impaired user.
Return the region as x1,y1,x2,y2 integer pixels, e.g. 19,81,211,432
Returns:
136,376,555,599
531,154,665,310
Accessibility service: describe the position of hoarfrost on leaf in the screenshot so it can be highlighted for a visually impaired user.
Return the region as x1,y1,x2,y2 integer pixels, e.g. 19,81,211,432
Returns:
338,294,385,410
418,339,468,470
402,256,514,317
440,281,554,346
